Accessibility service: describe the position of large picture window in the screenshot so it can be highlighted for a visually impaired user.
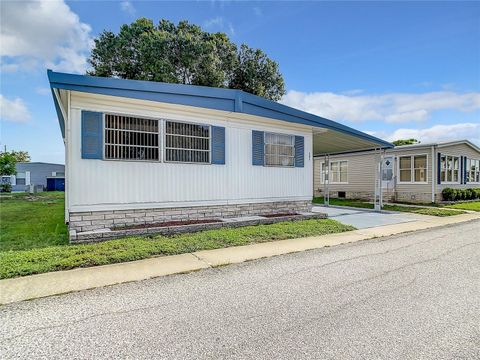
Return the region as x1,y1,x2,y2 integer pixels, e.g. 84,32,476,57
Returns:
467,158,480,183
440,155,459,183
399,155,427,183
165,121,210,163
105,115,159,161
320,161,348,184
264,132,295,167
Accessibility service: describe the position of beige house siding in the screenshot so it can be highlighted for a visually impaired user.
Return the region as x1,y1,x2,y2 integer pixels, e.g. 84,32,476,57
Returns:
314,142,480,203
314,152,377,200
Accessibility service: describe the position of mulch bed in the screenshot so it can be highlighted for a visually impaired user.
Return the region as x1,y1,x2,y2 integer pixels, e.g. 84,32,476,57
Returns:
115,219,221,230
262,213,299,218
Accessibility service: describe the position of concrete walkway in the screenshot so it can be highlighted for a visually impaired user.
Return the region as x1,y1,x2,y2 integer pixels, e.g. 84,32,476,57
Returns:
1,212,479,305
312,205,426,229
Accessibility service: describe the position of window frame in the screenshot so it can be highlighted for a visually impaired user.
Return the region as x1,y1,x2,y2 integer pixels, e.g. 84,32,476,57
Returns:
397,154,428,184
439,154,461,185
319,160,349,184
102,113,214,165
163,119,212,165
103,113,161,162
466,158,480,184
263,131,296,168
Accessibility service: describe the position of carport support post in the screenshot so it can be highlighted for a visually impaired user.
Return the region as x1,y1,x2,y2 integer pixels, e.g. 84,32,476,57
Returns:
324,154,330,206
374,148,384,212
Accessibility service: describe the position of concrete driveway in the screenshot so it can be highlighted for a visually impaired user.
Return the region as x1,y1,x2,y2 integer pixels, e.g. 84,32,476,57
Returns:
312,205,426,229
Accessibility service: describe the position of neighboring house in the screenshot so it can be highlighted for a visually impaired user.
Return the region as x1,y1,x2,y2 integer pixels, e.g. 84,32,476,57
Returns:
48,70,392,240
314,140,480,203
5,162,65,192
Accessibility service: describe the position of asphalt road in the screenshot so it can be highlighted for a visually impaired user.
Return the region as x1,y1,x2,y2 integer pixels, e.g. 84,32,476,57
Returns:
1,220,479,360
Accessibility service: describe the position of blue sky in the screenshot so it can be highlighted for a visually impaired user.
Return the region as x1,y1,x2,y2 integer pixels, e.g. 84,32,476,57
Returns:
1,0,479,163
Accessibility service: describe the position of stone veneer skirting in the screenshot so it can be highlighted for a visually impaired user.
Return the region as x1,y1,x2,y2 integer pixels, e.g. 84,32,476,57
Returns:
68,200,312,235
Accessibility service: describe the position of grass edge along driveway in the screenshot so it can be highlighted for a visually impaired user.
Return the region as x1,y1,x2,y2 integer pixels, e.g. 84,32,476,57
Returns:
0,219,354,280
312,197,468,217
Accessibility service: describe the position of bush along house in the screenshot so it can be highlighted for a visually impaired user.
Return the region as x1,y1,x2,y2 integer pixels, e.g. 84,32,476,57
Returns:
48,70,392,242
313,140,480,204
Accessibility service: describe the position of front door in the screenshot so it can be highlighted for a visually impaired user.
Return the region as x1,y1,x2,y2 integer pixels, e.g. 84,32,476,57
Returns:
382,156,394,189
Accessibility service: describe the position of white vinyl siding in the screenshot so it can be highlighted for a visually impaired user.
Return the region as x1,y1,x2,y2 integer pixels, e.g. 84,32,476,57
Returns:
165,121,210,164
67,91,313,212
264,132,295,167
440,155,460,183
398,154,427,183
105,114,160,161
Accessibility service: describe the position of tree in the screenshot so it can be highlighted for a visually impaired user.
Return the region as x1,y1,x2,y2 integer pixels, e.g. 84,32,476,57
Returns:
88,18,285,101
230,44,285,101
0,152,17,192
392,139,420,146
9,150,30,162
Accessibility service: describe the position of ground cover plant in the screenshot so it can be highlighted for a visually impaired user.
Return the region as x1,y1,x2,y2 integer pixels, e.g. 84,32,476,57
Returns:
0,192,68,251
313,197,465,216
0,218,354,279
445,201,480,212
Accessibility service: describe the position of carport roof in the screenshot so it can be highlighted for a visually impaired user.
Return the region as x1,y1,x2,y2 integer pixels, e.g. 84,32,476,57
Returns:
47,70,393,154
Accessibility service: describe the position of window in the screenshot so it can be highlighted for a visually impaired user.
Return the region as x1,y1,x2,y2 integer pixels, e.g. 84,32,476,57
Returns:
264,132,295,167
399,155,427,183
467,158,480,183
414,155,427,182
105,114,159,161
440,155,460,183
16,172,26,185
320,161,348,184
399,156,412,182
165,121,210,163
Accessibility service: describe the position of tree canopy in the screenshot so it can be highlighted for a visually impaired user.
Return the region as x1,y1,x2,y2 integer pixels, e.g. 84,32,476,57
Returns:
0,152,17,176
88,18,285,101
8,150,30,162
392,139,420,146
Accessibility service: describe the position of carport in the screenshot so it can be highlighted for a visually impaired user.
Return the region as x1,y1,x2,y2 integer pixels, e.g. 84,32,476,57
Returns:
312,127,393,211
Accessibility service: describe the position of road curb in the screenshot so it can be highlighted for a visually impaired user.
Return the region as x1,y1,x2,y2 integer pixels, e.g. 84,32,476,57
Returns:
1,213,479,305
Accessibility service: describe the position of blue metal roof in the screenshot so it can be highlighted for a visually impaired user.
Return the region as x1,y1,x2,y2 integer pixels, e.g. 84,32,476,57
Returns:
47,70,393,149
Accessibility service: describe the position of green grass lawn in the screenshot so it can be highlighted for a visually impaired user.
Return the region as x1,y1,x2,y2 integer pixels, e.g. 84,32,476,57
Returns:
0,219,354,279
0,192,355,279
445,201,480,212
313,197,465,216
0,192,68,251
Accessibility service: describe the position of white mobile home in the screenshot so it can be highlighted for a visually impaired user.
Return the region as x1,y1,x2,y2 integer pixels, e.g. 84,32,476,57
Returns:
314,140,480,203
48,70,392,241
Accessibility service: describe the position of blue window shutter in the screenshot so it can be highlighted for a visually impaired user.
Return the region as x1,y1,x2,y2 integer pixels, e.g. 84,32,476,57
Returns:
295,136,305,167
81,111,103,159
460,156,464,184
463,157,468,184
211,126,225,165
252,130,264,166
437,152,441,184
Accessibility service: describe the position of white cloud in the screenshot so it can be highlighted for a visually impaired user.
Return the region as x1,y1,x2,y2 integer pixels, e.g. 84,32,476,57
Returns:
203,17,235,35
0,95,31,123
120,1,136,15
369,123,480,146
281,90,480,124
35,87,51,96
0,0,92,73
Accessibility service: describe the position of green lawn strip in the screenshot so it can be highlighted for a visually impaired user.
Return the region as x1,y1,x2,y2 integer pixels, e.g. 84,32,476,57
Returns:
444,201,480,212
312,197,374,209
0,219,355,279
382,205,464,217
313,196,464,216
0,192,68,251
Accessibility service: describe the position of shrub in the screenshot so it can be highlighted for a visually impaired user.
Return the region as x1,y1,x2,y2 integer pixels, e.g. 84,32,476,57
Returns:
0,183,12,193
442,187,480,201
